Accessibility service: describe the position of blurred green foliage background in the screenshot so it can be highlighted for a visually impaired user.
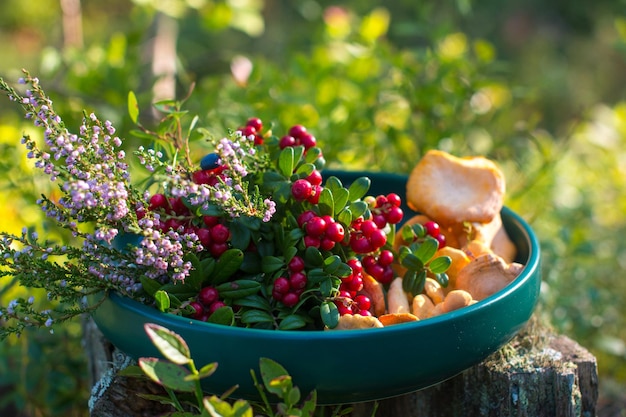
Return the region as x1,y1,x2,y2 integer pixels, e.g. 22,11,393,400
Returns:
1,0,626,415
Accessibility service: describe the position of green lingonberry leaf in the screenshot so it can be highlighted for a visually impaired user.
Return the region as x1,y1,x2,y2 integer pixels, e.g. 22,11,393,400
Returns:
154,290,171,312
215,280,262,299
413,237,439,264
332,187,350,215
429,255,452,274
347,177,371,201
318,187,334,216
278,314,307,330
278,146,295,178
320,301,340,329
211,249,244,285
241,309,275,325
261,255,284,273
207,306,235,326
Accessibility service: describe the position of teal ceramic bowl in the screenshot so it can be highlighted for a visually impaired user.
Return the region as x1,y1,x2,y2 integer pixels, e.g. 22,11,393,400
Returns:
91,171,541,405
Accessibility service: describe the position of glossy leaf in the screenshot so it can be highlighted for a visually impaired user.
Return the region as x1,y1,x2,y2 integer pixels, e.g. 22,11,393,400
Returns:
211,249,244,284
332,187,350,214
215,280,262,299
414,237,439,263
347,177,371,201
321,301,339,329
207,306,235,326
278,147,295,177
429,255,452,274
318,187,334,216
140,276,162,297
144,323,191,365
154,290,170,312
261,256,284,273
278,314,307,330
139,358,195,392
241,309,275,325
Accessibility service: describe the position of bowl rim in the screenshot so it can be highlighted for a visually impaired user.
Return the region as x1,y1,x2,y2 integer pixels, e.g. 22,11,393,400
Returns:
101,205,540,340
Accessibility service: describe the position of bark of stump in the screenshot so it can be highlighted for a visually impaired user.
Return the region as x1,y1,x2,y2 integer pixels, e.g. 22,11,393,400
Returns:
85,318,598,417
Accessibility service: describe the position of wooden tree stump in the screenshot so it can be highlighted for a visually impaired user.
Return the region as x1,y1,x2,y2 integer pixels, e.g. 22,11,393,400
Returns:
85,317,598,417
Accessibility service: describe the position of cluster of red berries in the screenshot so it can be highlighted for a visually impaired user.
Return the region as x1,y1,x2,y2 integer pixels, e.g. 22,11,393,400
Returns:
297,210,346,251
424,220,446,249
369,193,404,227
189,286,226,321
272,256,308,307
143,194,231,257
362,249,395,285
335,258,373,316
236,117,264,145
291,170,323,204
279,124,317,150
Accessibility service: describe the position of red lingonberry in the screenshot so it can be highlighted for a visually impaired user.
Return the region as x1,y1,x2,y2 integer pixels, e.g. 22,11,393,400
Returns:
273,277,290,294
196,228,212,247
359,220,378,238
279,135,297,149
297,210,317,227
292,179,313,201
386,206,403,224
305,216,327,237
305,169,323,186
346,274,364,292
203,215,220,228
361,255,377,270
299,132,317,149
354,294,371,312
289,271,307,290
435,233,446,249
210,224,230,244
192,170,213,185
288,256,305,272
282,292,299,308
350,234,373,254
303,235,321,248
379,266,395,285
358,309,372,317
164,217,183,232
325,222,345,243
238,125,257,138
209,242,229,257
372,213,387,229
375,195,388,207
254,134,264,145
149,193,168,211
368,229,387,249
347,258,362,274
189,301,204,319
423,221,441,237
365,263,385,281
335,301,353,316
320,238,336,251
378,249,395,267
288,124,307,139
307,185,322,204
246,117,263,132
386,193,402,207
198,286,220,306
208,301,226,315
